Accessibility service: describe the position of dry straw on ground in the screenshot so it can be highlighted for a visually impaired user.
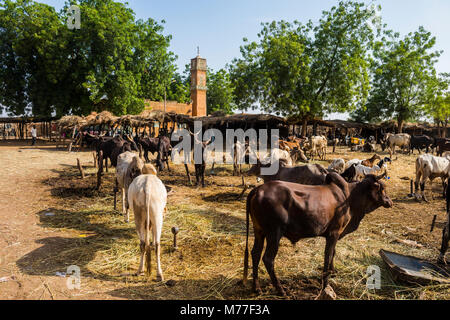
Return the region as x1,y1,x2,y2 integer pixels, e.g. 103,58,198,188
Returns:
37,146,449,300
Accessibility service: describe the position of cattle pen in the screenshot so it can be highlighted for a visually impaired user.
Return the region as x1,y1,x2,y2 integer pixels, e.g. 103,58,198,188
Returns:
1,111,449,300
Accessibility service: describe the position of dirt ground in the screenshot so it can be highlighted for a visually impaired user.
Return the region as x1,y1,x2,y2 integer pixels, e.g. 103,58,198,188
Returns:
0,140,449,300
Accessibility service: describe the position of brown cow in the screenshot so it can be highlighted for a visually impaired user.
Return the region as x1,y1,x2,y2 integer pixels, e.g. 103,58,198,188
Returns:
246,160,328,185
243,173,392,298
279,140,300,152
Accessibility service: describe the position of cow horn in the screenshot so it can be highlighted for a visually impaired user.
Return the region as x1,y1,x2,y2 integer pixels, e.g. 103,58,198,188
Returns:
376,172,387,180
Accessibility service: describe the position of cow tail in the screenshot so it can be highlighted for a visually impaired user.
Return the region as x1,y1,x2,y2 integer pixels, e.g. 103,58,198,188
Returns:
145,187,152,275
243,187,256,285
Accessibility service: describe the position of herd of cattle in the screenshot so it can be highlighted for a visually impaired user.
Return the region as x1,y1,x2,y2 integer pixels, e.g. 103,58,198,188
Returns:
77,130,449,298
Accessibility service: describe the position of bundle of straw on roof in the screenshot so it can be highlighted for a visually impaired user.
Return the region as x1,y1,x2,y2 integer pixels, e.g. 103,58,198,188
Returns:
56,115,86,129
84,112,98,126
117,114,138,127
138,109,166,123
95,111,117,126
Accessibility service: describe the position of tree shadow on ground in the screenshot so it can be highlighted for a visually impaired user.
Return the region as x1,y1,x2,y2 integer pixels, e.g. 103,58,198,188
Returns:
202,192,245,204
16,208,135,282
106,274,319,300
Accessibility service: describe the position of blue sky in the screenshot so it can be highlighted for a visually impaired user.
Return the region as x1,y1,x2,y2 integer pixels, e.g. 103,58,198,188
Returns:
6,0,450,118
41,0,450,74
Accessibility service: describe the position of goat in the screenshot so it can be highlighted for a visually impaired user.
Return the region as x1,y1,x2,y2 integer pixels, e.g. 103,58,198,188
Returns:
328,159,345,174
354,158,390,181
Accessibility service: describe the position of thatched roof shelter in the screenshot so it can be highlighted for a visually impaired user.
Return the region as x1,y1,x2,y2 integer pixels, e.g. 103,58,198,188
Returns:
56,115,86,130
136,110,191,124
187,113,286,127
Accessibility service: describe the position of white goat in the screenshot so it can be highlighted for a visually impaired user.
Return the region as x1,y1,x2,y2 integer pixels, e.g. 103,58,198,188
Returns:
328,159,345,174
345,159,362,170
128,174,167,280
354,159,389,181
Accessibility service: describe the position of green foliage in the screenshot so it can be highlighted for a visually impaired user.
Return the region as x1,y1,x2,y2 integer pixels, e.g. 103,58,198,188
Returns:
206,68,236,115
229,1,376,120
165,68,191,104
424,78,450,125
0,0,178,116
354,26,444,131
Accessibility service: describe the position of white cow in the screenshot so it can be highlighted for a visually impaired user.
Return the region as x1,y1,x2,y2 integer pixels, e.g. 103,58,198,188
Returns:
384,133,411,158
116,152,144,223
415,154,450,202
305,136,327,160
128,174,167,280
261,148,293,166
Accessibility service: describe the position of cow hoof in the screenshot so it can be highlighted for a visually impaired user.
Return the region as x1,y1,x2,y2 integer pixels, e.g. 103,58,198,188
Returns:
315,285,336,300
252,287,262,295
437,255,447,265
277,289,287,298
156,274,164,282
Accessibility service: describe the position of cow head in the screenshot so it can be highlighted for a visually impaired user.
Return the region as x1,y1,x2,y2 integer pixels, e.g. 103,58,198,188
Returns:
127,156,145,182
363,173,393,209
290,147,309,163
246,160,262,177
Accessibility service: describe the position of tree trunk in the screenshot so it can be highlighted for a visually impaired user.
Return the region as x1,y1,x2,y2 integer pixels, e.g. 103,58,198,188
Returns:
301,118,308,137
444,120,448,138
313,121,318,136
398,119,404,134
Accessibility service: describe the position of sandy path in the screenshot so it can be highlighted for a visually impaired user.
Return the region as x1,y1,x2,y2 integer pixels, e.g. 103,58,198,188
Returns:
0,143,119,299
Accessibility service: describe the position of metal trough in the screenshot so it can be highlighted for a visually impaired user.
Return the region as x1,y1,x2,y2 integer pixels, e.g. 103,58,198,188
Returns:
379,249,450,285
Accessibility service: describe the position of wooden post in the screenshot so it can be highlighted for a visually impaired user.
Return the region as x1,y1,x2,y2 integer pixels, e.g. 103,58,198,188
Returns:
97,150,103,190
77,158,85,179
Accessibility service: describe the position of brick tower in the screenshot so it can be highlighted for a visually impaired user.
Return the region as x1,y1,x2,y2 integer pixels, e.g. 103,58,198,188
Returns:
190,55,207,116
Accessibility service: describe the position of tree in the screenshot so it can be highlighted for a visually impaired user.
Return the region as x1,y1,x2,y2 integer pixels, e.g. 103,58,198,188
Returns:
0,0,178,117
425,85,450,137
229,1,377,135
355,27,443,133
206,68,236,115
0,0,65,116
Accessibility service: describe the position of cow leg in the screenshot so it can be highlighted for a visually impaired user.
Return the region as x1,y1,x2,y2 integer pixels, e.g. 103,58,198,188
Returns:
144,150,150,163
194,165,199,186
421,180,428,202
184,164,191,185
136,213,148,275
114,179,118,211
123,188,129,223
105,157,108,173
321,234,339,291
165,156,170,172
438,213,449,264
152,215,164,281
201,164,206,187
251,229,265,294
137,240,146,275
262,229,285,296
